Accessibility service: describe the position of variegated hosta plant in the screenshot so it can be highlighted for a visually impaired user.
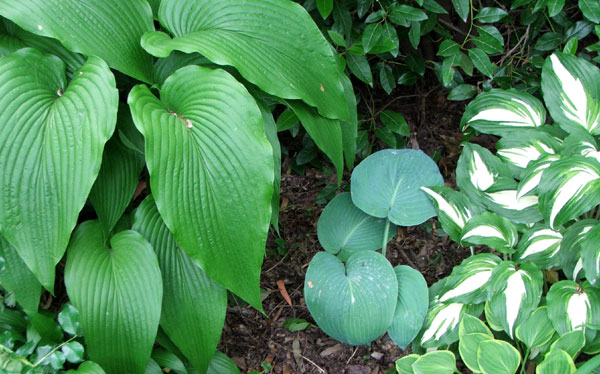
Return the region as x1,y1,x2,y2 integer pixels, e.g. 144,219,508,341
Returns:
0,1,357,373
411,52,600,373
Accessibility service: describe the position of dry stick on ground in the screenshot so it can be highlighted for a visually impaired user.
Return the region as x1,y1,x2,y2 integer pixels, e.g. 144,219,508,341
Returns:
271,341,327,374
346,346,360,365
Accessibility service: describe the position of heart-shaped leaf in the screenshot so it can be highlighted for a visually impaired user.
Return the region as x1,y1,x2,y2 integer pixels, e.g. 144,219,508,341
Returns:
141,0,348,120
0,0,154,82
0,236,41,313
477,340,521,374
459,333,491,373
304,251,398,345
0,48,117,290
65,221,162,374
413,351,457,374
515,307,555,349
128,65,273,309
536,349,575,374
549,330,585,358
133,196,227,374
351,149,444,226
547,280,600,334
395,354,419,374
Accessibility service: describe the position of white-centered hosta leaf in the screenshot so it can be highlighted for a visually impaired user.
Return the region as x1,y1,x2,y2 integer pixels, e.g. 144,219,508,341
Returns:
517,154,560,199
317,192,395,261
461,213,518,253
560,220,596,281
64,221,162,374
0,0,154,82
456,143,514,199
496,129,560,170
128,65,273,310
538,155,600,229
477,340,521,374
536,349,576,374
580,224,600,287
304,251,398,346
133,196,227,374
420,302,482,348
460,89,546,135
547,280,600,334
141,0,348,120
515,306,555,349
483,187,543,225
438,254,501,304
0,48,118,290
515,226,563,269
0,235,41,313
487,261,543,338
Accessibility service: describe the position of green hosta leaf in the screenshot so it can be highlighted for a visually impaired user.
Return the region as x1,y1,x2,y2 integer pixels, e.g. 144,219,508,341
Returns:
560,220,596,281
468,48,494,78
459,314,493,337
207,352,241,374
549,330,585,358
413,350,457,374
0,0,154,82
351,149,443,226
579,0,600,23
65,221,162,374
116,104,145,156
317,193,395,261
0,236,41,313
516,306,555,349
461,212,518,253
304,251,398,346
580,224,600,286
547,280,600,334
517,155,560,199
388,266,429,349
438,254,501,304
396,354,419,374
133,196,227,374
484,188,543,225
477,340,521,374
487,261,543,338
459,333,491,372
541,52,600,135
515,226,563,268
460,89,546,135
142,0,348,120
536,349,575,374
475,7,508,22
152,51,213,86
538,156,600,229
496,129,560,170
128,65,273,310
452,0,470,22
456,143,513,196
0,48,117,290
472,26,504,54
362,23,382,53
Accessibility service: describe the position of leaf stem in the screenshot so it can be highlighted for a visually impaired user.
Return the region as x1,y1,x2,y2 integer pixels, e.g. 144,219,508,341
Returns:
32,335,78,367
382,218,391,258
461,0,475,48
519,347,530,374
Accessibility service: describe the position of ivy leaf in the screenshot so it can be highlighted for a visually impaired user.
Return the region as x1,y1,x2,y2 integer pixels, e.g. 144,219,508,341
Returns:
316,0,333,19
451,0,470,22
362,23,382,53
475,7,508,23
468,48,494,78
347,53,373,87
579,0,600,22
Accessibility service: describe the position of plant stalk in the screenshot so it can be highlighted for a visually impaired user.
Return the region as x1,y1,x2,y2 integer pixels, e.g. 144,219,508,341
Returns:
382,218,391,258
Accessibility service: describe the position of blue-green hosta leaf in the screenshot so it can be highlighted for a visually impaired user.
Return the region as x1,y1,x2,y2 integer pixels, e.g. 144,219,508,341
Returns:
496,129,560,170
477,340,521,374
304,251,398,346
536,349,575,374
515,306,556,349
460,89,546,135
413,350,457,374
0,236,41,313
207,352,241,374
128,65,273,309
133,196,227,374
388,266,429,349
547,280,600,334
420,303,482,347
461,212,518,253
549,330,585,358
0,48,118,290
351,149,444,226
65,221,162,374
541,52,600,135
515,226,563,268
438,254,501,304
487,261,543,338
517,154,561,199
0,0,154,82
560,220,596,281
581,224,600,287
421,186,482,243
456,143,514,197
142,0,348,120
459,332,491,373
317,193,395,261
538,155,600,229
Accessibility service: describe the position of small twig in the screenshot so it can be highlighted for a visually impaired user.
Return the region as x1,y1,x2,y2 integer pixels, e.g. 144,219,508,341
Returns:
346,346,359,365
271,341,327,373
499,25,530,66
438,18,468,37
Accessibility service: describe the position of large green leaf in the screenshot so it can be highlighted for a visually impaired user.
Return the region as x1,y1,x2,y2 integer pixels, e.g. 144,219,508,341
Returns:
64,221,162,374
515,307,555,349
477,340,521,374
0,236,41,313
141,0,348,120
0,48,118,290
304,251,398,345
351,149,444,226
128,65,273,309
0,0,154,82
207,352,241,374
132,196,227,374
536,349,575,374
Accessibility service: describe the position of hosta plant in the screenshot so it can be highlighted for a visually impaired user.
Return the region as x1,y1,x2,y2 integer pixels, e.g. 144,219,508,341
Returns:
304,148,443,347
410,52,600,373
0,1,357,373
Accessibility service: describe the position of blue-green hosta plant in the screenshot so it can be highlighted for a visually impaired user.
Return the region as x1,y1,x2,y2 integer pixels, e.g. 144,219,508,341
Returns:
409,52,600,373
304,148,444,347
0,1,357,373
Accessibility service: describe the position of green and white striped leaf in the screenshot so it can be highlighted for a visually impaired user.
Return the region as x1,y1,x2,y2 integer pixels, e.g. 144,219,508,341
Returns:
538,155,600,229
438,254,501,304
515,306,555,349
477,340,521,374
562,131,600,162
0,48,117,290
413,351,457,374
483,189,542,225
142,0,348,120
496,129,560,170
515,226,562,268
580,224,600,287
133,196,227,374
487,261,543,338
461,213,518,253
460,89,546,135
536,349,575,374
549,330,585,358
420,303,482,347
304,251,398,346
547,280,600,334
517,154,560,199
459,333,490,373
351,149,444,226
560,220,596,281
456,143,514,196
65,221,162,374
541,52,600,135
0,236,41,313
128,65,273,310
0,0,154,82
421,186,482,243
